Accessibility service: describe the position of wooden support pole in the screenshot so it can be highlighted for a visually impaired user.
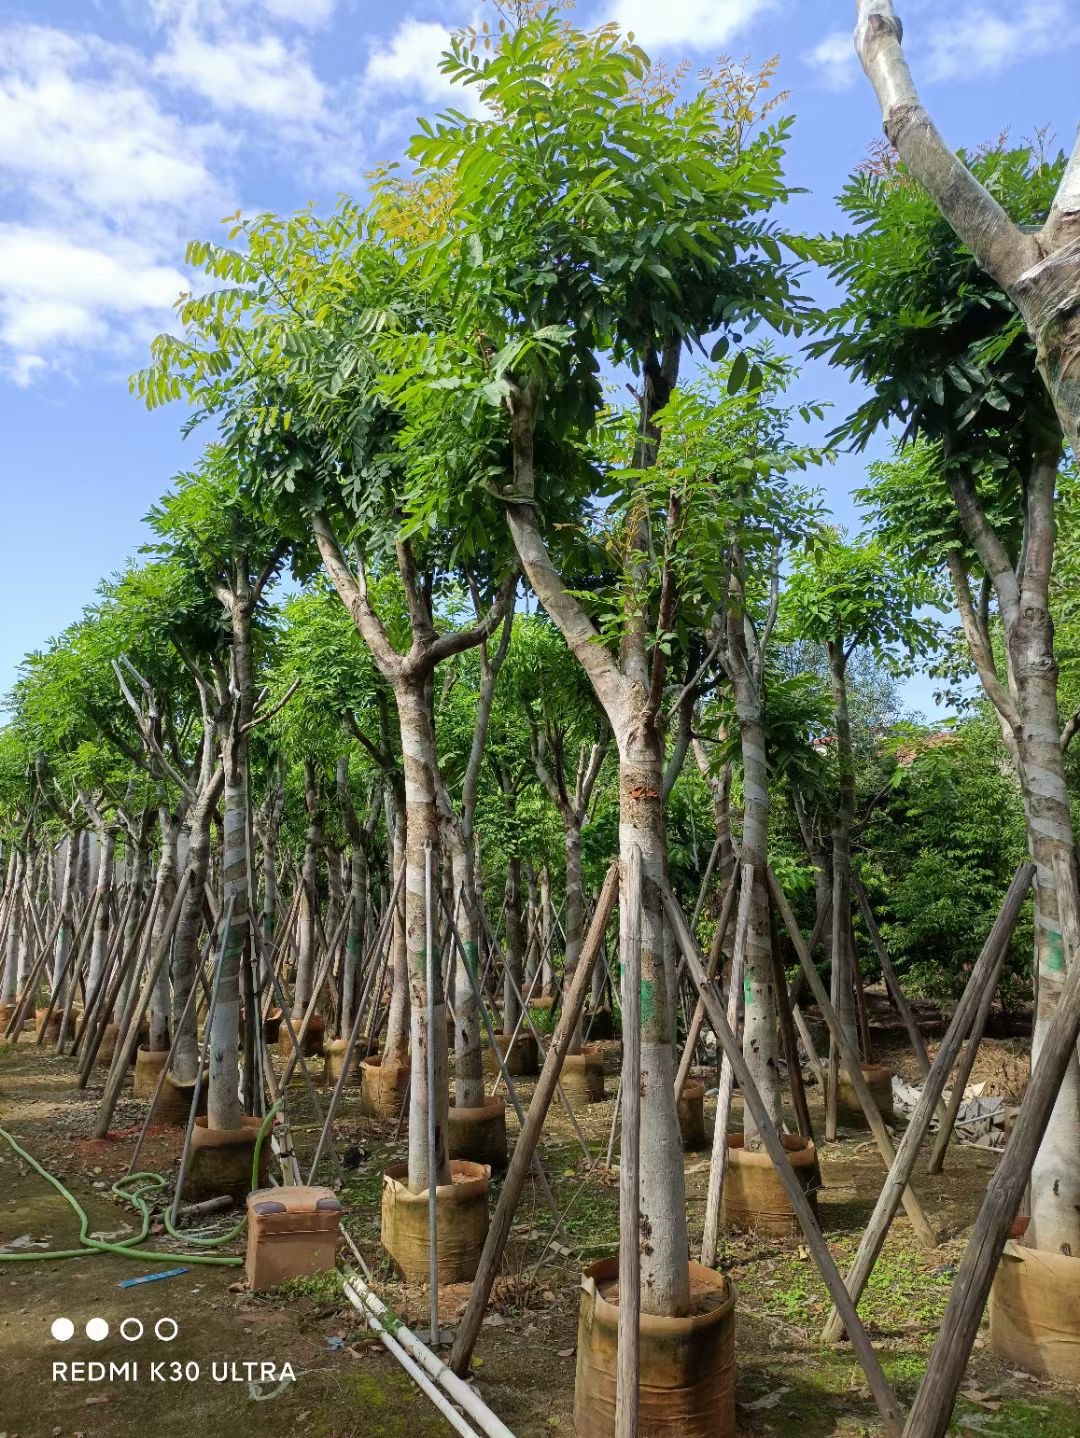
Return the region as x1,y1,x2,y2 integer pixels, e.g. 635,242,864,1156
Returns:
792,1003,826,1088
673,860,741,1098
91,870,191,1138
768,867,938,1250
615,844,642,1438
903,855,1072,1438
926,939,1011,1175
448,862,619,1379
700,864,754,1269
770,895,814,1141
661,878,903,1438
820,861,1034,1346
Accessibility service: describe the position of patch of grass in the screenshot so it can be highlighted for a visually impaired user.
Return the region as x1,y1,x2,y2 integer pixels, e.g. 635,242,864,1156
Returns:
271,1269,344,1304
950,1397,1080,1436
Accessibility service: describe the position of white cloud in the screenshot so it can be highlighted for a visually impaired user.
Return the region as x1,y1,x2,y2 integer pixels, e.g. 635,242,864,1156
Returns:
918,1,1078,81
155,23,327,119
610,0,778,50
364,19,461,100
146,0,335,30
0,26,217,213
0,225,187,357
805,30,858,91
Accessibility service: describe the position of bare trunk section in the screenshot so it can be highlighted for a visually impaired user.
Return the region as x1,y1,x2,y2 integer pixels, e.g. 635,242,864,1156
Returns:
619,735,691,1315
1,851,24,1005
564,825,586,1052
502,856,524,1034
293,759,322,1018
1014,621,1080,1253
171,789,218,1084
209,772,246,1131
828,641,859,1058
88,831,114,1003
52,835,79,1008
383,782,411,1068
540,863,554,997
399,678,451,1193
733,701,783,1144
450,831,484,1108
148,811,175,1051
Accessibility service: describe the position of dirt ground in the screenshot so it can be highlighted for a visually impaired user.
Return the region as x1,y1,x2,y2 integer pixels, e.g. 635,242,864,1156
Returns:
1,1006,1079,1438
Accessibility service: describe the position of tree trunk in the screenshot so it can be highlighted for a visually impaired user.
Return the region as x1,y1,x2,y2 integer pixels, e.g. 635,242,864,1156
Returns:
148,812,174,1051
383,782,411,1068
619,731,691,1316
564,823,586,1052
734,699,783,1144
208,771,247,1130
450,830,485,1108
503,856,524,1035
828,642,860,1060
170,792,217,1084
399,677,451,1194
88,831,114,1000
1014,622,1080,1253
1,851,24,1005
52,835,79,1008
540,862,554,996
293,759,322,1018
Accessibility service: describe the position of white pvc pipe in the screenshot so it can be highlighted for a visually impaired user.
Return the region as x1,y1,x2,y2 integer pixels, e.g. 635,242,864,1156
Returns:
364,1311,481,1438
341,1274,516,1438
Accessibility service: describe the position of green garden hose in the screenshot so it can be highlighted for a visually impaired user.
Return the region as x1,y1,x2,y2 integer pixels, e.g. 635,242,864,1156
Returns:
0,1101,282,1267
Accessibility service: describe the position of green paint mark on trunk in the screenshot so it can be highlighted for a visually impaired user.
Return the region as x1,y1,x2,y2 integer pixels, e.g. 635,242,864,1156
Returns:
639,977,656,1026
1045,929,1066,974
743,975,754,1005
463,939,479,975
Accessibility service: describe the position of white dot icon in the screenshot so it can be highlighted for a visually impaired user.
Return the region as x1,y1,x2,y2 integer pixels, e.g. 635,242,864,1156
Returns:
51,1317,75,1342
86,1317,109,1342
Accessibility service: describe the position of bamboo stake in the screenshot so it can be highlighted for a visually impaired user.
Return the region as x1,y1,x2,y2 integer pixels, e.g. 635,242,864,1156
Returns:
661,879,903,1438
820,861,1034,1345
448,863,619,1378
768,867,938,1250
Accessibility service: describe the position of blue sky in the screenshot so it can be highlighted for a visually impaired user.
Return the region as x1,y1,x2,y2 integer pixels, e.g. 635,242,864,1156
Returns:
1,0,1078,719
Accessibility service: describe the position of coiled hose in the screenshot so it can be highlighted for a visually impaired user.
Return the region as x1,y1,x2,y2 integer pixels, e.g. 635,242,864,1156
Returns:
0,1101,281,1267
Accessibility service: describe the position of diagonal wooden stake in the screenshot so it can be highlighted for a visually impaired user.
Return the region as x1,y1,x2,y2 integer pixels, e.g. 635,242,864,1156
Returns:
821,861,1034,1345
448,862,619,1379
660,877,903,1438
768,867,938,1250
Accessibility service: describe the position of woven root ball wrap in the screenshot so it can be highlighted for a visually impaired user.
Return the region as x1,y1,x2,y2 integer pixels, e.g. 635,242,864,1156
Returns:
278,1013,325,1059
154,1068,209,1126
721,1133,820,1238
830,1062,894,1128
573,1256,736,1437
380,1160,490,1284
448,1094,508,1171
360,1055,410,1119
35,1007,62,1042
483,1030,539,1077
990,1232,1080,1382
677,1080,707,1151
183,1114,271,1205
559,1045,606,1106
133,1045,169,1099
324,1037,375,1087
